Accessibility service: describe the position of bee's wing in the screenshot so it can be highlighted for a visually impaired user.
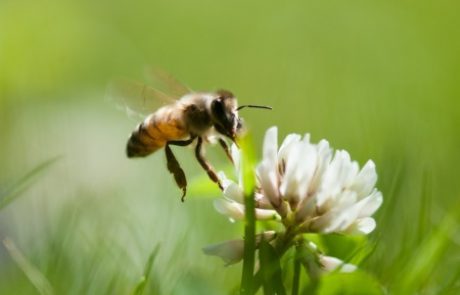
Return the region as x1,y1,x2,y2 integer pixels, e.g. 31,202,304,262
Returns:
144,66,192,99
106,78,177,119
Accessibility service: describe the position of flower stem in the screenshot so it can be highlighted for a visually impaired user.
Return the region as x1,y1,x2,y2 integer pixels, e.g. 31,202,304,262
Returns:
240,190,256,295
297,240,320,293
251,227,297,293
291,246,301,295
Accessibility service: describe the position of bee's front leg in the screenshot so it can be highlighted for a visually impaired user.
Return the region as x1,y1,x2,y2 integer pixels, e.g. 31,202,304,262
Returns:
165,136,196,202
195,137,223,191
218,138,234,164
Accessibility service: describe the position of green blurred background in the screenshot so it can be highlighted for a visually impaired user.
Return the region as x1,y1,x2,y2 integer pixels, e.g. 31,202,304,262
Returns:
1,0,459,294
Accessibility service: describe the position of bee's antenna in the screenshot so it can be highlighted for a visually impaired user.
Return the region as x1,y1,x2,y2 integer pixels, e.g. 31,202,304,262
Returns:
237,104,272,111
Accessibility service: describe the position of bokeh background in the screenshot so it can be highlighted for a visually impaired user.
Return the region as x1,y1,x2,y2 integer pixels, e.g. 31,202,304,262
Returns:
1,0,459,294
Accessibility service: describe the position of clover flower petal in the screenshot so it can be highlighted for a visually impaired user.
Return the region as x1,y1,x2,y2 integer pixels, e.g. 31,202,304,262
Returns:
203,231,277,266
319,255,357,273
214,198,279,221
203,239,245,266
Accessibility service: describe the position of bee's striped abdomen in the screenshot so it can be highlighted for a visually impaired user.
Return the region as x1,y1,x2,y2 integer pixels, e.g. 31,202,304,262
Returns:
126,107,188,158
126,120,165,157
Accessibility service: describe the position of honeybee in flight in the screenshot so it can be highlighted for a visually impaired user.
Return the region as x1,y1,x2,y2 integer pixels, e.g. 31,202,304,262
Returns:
109,68,271,201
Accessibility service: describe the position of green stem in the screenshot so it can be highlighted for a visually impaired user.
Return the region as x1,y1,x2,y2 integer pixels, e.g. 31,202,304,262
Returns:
252,228,297,293
291,248,301,295
297,240,320,293
240,190,256,295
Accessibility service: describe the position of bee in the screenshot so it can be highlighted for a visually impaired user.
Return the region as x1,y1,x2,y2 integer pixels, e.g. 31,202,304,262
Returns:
109,68,271,201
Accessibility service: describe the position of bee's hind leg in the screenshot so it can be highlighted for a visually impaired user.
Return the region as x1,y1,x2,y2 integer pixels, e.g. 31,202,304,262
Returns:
195,137,223,191
165,145,187,202
165,136,196,202
218,139,233,164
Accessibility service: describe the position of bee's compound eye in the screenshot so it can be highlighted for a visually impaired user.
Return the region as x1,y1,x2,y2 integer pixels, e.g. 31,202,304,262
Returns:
211,99,225,117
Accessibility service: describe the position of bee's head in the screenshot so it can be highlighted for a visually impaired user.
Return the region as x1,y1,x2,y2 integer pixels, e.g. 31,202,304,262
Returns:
210,89,241,142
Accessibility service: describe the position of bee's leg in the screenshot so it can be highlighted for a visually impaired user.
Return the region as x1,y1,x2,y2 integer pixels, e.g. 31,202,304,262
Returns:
168,136,196,147
195,137,223,191
165,136,197,202
165,145,187,202
218,138,234,164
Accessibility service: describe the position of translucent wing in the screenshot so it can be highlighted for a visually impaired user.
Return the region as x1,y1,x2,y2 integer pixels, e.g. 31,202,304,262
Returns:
144,66,192,99
106,78,176,119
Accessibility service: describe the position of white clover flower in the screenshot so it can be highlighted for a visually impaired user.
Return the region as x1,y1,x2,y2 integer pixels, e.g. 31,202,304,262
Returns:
205,126,383,273
215,126,383,235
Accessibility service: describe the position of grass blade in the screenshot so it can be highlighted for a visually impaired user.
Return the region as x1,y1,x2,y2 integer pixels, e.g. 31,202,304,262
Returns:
394,211,457,294
3,238,54,295
131,245,161,295
0,156,61,210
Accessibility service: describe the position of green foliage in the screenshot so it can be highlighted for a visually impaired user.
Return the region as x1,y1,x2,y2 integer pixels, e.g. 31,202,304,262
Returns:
317,271,382,295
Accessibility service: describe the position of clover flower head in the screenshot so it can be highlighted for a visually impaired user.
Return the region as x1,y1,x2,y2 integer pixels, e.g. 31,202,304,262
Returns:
215,126,383,234
207,126,383,270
